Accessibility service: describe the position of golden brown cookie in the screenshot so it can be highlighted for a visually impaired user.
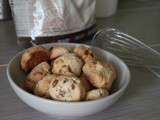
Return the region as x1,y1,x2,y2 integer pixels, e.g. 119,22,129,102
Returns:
86,89,109,100
21,47,50,72
52,53,83,76
103,62,117,90
49,76,86,101
73,47,96,62
34,74,58,97
24,62,50,92
80,73,94,91
23,79,36,92
82,61,116,89
50,47,69,60
27,62,50,83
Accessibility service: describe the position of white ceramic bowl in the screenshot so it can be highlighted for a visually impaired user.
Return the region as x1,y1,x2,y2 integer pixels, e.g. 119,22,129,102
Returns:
7,43,130,118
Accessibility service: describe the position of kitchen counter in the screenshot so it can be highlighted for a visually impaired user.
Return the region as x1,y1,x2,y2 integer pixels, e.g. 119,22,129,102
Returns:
1,0,160,120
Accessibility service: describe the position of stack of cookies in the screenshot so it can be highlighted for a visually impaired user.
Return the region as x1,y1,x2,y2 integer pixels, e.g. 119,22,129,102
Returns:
21,46,117,102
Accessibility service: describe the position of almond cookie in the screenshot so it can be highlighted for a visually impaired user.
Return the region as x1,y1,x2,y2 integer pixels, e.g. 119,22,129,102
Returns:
21,47,50,72
74,47,96,62
52,53,83,76
27,62,50,83
49,76,86,101
24,62,50,92
23,79,36,92
34,74,58,97
50,47,69,60
80,73,94,91
82,61,116,89
103,63,117,90
86,89,109,100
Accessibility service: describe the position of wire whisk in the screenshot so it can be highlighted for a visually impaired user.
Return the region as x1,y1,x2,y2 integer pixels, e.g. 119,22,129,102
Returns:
92,28,160,69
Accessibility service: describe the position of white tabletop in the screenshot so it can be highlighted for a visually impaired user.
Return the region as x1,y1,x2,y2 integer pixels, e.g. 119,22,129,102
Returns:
0,0,160,120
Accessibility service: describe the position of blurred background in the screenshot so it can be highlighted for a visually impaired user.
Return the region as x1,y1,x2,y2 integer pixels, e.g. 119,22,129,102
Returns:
0,0,160,64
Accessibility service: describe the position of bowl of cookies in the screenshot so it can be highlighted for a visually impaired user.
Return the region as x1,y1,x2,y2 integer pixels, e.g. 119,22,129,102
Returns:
7,43,130,118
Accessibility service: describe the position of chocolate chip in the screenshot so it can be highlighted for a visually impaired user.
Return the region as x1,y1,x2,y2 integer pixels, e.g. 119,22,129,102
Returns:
84,50,89,55
62,65,67,68
63,79,68,83
52,80,58,87
71,84,75,89
90,53,94,57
